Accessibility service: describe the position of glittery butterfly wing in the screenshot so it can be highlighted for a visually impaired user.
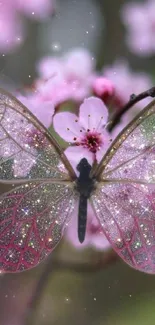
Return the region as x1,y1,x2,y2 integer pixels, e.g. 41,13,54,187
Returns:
90,99,155,274
0,88,76,182
0,88,78,273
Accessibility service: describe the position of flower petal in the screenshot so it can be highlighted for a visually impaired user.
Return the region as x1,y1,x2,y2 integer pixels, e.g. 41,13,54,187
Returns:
30,97,54,128
18,95,54,128
63,48,95,80
0,7,24,52
36,56,63,79
95,130,112,163
79,97,108,131
91,231,111,251
64,146,94,174
92,76,114,98
53,112,84,142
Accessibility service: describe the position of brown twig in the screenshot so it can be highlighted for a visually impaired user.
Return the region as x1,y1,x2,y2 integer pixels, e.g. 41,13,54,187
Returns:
107,86,155,132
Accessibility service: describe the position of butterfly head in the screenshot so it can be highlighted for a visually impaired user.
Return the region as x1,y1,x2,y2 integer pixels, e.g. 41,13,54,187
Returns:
76,158,92,174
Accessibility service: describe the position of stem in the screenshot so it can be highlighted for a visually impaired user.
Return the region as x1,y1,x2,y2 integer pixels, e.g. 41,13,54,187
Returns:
22,255,55,325
55,250,117,273
107,86,155,132
23,250,117,325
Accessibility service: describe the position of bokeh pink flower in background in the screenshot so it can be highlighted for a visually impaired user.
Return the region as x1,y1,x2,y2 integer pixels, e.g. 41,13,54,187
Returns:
17,0,55,20
53,96,112,171
0,0,55,53
92,77,115,103
121,0,155,56
36,48,95,106
102,60,153,132
34,48,153,131
33,49,153,138
103,60,152,109
18,94,54,128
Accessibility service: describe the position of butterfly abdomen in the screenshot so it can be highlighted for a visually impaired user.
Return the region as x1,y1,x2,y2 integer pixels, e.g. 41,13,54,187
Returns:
78,194,87,243
76,158,96,243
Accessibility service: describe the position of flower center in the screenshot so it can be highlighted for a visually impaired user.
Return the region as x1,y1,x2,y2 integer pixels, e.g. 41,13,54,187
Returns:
80,131,103,153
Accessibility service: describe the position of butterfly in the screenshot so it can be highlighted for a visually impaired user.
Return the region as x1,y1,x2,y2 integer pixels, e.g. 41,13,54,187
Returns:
0,88,155,274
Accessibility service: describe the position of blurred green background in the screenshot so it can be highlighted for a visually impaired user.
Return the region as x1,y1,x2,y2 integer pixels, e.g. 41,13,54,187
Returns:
1,0,155,325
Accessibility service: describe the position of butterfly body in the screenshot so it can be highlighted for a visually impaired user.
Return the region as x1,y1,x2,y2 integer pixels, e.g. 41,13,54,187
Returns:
76,158,96,243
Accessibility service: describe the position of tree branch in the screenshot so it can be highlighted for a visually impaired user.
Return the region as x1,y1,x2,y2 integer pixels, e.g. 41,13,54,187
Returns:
23,250,117,325
107,86,155,132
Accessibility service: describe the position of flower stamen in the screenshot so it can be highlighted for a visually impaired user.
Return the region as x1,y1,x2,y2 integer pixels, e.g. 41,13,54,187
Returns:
80,131,103,153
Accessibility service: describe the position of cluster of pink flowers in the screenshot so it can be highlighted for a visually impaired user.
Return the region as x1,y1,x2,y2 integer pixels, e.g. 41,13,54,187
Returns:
36,48,96,106
121,0,155,56
37,49,152,112
15,48,152,252
19,49,152,130
103,60,152,126
0,0,55,53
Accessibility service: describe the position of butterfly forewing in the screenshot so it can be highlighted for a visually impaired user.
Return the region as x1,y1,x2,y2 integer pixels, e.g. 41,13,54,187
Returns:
94,99,155,180
0,88,76,182
90,99,155,273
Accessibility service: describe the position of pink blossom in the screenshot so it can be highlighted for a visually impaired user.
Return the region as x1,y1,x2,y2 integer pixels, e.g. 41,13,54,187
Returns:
66,203,111,251
0,1,23,52
16,0,55,20
17,94,54,128
63,48,95,82
36,48,95,106
121,0,155,56
0,0,54,53
103,60,153,133
103,60,152,110
53,97,112,172
34,77,76,109
36,57,63,80
92,76,115,102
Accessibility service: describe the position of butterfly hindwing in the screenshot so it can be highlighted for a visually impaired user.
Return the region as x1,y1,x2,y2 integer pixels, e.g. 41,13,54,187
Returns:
0,181,77,272
90,182,155,273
